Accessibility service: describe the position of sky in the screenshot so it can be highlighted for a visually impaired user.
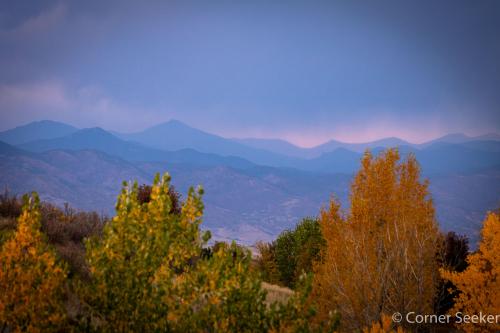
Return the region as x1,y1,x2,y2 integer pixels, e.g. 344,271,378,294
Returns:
0,0,499,147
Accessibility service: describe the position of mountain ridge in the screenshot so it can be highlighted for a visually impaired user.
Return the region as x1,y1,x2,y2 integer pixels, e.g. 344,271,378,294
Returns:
1,139,498,245
3,119,500,159
0,120,78,145
16,128,257,170
9,121,500,174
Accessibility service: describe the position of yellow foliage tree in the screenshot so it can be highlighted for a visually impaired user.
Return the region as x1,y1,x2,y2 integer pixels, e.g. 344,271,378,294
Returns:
312,149,440,331
83,173,316,332
441,212,500,333
0,193,67,333
83,174,209,331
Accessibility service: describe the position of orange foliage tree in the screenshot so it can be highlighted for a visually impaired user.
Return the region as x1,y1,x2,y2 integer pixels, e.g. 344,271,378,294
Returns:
363,314,406,333
441,212,500,333
0,194,67,332
312,149,440,331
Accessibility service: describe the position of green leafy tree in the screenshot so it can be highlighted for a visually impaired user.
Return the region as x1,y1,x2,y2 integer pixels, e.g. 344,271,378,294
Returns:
275,230,297,287
258,218,325,288
82,173,319,332
293,218,325,280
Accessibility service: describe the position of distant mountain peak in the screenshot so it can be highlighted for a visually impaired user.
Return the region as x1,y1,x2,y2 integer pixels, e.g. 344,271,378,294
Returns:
166,119,188,125
142,119,200,134
0,120,78,145
12,119,77,130
158,119,192,128
77,127,110,134
30,119,62,125
437,133,470,140
67,127,117,140
426,132,500,146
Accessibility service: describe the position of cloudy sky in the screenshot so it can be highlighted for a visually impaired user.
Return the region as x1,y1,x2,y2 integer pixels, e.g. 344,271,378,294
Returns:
0,0,499,146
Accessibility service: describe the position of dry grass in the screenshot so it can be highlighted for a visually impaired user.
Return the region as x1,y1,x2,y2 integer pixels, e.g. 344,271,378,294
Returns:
262,282,293,305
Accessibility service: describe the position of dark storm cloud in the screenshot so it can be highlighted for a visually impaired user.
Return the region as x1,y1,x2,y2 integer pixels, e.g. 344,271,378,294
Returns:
0,0,499,145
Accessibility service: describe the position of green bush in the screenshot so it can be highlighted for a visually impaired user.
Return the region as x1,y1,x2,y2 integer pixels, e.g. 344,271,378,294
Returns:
257,217,325,288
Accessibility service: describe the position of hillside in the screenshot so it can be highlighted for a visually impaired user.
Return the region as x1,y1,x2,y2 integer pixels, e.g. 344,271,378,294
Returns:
17,128,257,169
2,120,500,245
2,138,499,244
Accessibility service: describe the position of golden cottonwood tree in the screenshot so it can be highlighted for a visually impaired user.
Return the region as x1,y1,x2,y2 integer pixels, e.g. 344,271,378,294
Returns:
0,194,67,333
441,212,500,333
363,315,406,333
312,149,440,331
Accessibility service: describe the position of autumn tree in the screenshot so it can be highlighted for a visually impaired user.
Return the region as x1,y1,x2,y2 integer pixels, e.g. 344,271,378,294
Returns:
363,314,406,333
312,149,440,331
0,193,67,332
256,241,281,285
82,174,209,331
441,212,500,333
82,173,318,332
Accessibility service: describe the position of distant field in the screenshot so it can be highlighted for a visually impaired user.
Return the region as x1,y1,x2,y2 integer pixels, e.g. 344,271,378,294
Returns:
262,282,293,305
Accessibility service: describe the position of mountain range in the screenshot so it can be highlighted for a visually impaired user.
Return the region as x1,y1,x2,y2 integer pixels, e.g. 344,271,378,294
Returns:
1,120,499,245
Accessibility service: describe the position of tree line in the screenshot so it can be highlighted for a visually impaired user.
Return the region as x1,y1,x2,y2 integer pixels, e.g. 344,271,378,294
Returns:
0,149,498,332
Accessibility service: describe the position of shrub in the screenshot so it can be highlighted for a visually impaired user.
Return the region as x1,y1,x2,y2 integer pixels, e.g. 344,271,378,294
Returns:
0,190,22,218
0,195,106,278
0,217,16,247
40,203,104,244
256,241,281,285
137,183,182,214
